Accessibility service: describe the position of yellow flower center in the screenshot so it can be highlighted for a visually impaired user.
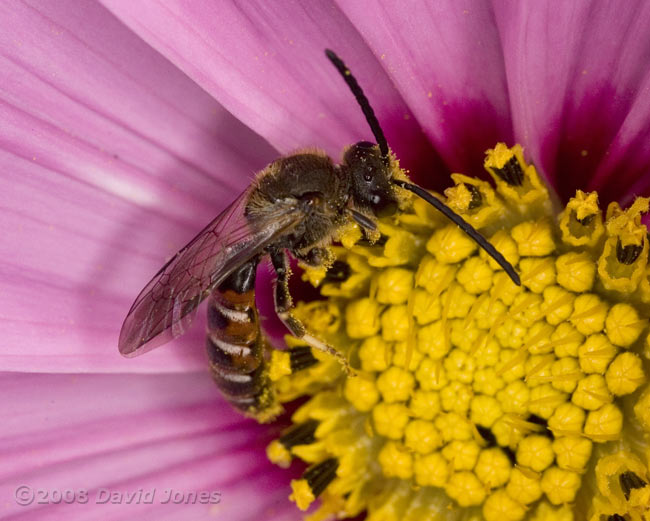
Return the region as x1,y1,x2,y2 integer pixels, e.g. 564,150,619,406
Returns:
266,144,650,521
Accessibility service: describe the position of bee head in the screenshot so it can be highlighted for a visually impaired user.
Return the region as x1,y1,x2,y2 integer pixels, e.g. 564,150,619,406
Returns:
326,49,522,287
344,141,398,218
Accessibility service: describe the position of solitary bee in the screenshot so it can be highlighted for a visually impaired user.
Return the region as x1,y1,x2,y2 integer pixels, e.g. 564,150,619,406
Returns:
119,49,520,421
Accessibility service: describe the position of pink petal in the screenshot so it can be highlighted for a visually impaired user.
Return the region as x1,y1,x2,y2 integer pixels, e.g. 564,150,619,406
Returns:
0,1,278,372
0,372,299,521
100,0,443,180
337,0,513,179
494,0,650,204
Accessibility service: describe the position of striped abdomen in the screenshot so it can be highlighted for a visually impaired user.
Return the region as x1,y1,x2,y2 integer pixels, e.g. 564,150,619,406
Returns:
206,258,276,419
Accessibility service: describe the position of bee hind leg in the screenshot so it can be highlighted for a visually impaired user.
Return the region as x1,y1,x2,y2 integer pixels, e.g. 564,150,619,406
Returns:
270,248,352,374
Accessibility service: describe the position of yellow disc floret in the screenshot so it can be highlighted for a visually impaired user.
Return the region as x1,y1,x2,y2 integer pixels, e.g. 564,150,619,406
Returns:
445,471,486,507
556,252,597,294
540,466,581,504
376,366,415,403
516,435,555,472
605,352,644,395
378,441,413,479
427,225,478,264
404,419,442,454
552,436,592,472
483,489,526,521
506,467,543,505
344,375,379,412
372,402,410,439
413,451,448,487
605,303,645,347
475,447,512,487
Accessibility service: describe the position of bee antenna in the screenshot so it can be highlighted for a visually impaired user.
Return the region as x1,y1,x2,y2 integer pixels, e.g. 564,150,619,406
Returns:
392,180,521,286
325,49,389,163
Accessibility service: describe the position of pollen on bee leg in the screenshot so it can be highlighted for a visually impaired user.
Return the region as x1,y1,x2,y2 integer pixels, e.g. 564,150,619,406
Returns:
334,220,363,249
299,332,352,375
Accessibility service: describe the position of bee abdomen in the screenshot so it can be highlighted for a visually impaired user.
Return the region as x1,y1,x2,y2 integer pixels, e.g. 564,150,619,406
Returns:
210,362,266,398
207,294,261,373
206,258,276,418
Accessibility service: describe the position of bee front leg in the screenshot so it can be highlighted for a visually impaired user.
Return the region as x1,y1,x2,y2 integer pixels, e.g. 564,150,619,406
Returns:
270,248,351,373
295,246,331,267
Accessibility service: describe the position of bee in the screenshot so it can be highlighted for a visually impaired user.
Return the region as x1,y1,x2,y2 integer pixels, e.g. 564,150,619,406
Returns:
119,49,520,422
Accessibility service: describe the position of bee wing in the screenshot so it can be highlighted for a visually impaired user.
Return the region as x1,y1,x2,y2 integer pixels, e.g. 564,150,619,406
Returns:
119,187,301,357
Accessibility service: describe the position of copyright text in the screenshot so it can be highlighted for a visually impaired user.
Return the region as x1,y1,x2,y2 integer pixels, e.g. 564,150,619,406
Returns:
14,485,222,506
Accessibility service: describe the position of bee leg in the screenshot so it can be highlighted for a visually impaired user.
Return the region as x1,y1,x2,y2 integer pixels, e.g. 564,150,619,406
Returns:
270,248,352,374
296,247,332,267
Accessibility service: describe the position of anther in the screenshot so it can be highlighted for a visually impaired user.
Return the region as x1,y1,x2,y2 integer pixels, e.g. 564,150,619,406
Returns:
290,457,340,510
323,260,352,283
464,183,483,209
289,345,319,372
616,239,643,265
619,470,648,500
492,156,524,186
303,457,339,497
279,419,319,449
576,214,595,226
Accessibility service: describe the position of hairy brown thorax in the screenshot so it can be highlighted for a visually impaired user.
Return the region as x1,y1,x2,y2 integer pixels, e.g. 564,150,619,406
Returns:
246,152,352,255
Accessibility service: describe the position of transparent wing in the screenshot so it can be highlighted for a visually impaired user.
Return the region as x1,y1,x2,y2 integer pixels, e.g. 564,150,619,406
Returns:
118,188,300,357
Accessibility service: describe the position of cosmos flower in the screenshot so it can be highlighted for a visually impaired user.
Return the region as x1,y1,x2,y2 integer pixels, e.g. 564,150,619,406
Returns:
2,1,650,520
